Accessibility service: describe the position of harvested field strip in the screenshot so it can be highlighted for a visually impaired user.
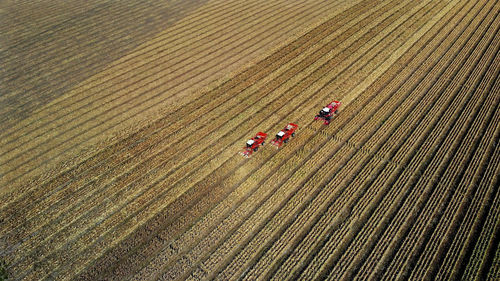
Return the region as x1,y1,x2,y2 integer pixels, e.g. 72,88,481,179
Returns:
0,0,358,161
6,0,394,276
272,0,478,276
1,0,208,65
0,0,213,128
0,0,283,129
376,9,500,279
0,0,312,230
0,1,105,47
0,0,208,90
0,0,347,190
0,1,161,50
0,0,336,166
204,0,449,279
0,0,238,119
434,102,500,280
0,0,273,117
460,144,500,280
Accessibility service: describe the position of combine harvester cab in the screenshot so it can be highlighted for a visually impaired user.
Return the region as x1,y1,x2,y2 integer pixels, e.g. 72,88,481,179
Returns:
314,100,341,125
240,132,267,157
271,123,298,148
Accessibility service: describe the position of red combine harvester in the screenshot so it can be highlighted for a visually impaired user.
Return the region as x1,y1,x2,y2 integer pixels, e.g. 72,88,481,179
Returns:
271,123,298,148
240,132,267,157
314,100,341,125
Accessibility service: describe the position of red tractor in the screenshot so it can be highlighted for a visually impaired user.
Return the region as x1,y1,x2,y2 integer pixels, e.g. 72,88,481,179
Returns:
271,123,298,148
240,132,267,157
314,100,341,125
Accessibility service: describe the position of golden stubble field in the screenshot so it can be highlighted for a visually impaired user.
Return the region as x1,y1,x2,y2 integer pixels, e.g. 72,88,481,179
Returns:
0,0,499,280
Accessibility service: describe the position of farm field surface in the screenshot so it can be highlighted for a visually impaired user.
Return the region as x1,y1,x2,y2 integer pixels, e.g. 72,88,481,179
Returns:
0,0,499,280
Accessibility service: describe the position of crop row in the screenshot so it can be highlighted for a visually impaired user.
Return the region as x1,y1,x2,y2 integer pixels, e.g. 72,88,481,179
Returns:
268,0,486,278
0,0,337,189
362,26,498,281
6,0,382,276
460,137,500,280
296,0,476,276
375,8,499,278
344,2,500,278
409,43,500,280
292,0,478,275
322,2,480,278
0,0,144,50
435,97,500,281
201,0,448,279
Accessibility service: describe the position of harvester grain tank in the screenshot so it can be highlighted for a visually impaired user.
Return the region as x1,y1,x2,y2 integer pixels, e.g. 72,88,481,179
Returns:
271,123,298,148
314,100,341,125
240,132,267,157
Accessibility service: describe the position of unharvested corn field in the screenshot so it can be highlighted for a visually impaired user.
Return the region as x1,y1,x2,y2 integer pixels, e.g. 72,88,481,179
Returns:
1,0,499,280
